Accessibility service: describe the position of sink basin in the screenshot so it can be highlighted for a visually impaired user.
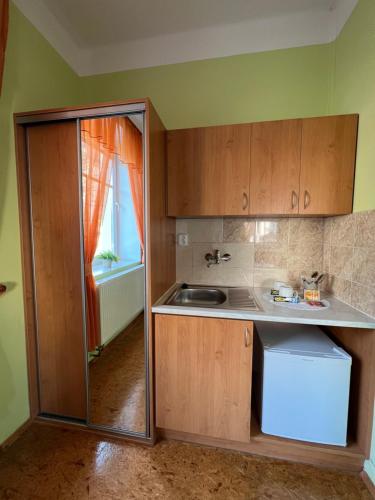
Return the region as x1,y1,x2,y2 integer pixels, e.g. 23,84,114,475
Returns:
165,284,261,311
168,287,227,306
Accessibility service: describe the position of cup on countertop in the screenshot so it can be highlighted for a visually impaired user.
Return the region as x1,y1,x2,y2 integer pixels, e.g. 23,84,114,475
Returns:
278,285,296,298
271,281,287,296
273,281,286,290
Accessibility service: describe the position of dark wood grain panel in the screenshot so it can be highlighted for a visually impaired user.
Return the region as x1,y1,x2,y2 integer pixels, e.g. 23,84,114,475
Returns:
27,121,86,420
299,114,358,215
250,119,301,215
167,124,251,216
155,314,252,443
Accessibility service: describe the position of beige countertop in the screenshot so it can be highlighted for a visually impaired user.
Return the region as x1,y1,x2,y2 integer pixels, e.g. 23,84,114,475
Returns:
152,285,375,330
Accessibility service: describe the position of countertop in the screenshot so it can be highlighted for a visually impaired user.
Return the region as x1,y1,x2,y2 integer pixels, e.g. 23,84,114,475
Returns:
152,285,375,330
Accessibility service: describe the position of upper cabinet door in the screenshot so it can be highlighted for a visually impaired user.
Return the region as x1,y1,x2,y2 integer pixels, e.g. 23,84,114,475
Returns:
299,115,358,215
167,124,251,216
250,119,302,215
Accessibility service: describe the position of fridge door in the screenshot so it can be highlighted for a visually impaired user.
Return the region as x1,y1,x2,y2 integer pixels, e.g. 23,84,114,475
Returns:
261,351,351,446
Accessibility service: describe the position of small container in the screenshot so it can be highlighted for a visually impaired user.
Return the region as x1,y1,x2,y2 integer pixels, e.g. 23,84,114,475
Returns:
279,285,295,298
271,281,287,295
304,289,321,301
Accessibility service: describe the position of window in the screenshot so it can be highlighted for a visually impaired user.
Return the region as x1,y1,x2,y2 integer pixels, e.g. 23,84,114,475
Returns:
93,156,142,277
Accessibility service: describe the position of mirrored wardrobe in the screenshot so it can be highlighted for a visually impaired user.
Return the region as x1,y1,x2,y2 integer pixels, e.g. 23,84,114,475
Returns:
15,100,175,442
81,113,147,435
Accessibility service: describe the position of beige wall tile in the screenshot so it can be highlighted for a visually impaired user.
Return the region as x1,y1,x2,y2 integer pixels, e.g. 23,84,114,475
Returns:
350,283,375,317
176,246,193,269
192,243,254,269
352,247,375,287
323,245,330,274
329,246,353,281
287,242,323,272
326,275,352,304
223,218,255,243
323,218,332,247
192,266,253,287
254,246,288,269
255,219,289,245
331,214,355,247
177,218,223,243
355,210,375,248
176,266,193,283
289,218,324,243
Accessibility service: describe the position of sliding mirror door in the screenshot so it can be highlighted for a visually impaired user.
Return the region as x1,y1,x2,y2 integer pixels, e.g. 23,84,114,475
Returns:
80,113,148,436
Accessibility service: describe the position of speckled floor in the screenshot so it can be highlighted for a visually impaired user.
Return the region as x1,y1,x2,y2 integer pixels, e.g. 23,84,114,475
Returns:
0,424,371,499
89,313,146,434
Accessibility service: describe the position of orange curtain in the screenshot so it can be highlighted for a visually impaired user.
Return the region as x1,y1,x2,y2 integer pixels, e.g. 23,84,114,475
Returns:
0,0,9,95
81,117,144,351
118,118,144,261
81,118,118,351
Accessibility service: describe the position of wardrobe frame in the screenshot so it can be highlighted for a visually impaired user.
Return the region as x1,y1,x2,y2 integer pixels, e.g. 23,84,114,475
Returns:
14,98,176,444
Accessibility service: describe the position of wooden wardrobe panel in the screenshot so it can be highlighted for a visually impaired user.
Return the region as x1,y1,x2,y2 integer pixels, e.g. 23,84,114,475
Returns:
155,314,253,443
250,119,301,215
27,121,86,420
147,102,176,304
167,124,251,216
299,115,358,215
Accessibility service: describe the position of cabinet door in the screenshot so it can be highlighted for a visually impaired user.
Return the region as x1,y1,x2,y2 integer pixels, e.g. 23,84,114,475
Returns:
250,119,301,215
167,124,251,216
155,314,252,442
27,122,87,420
299,115,358,215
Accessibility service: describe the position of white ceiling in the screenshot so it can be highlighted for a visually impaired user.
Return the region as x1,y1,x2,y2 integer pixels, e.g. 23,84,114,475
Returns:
14,0,358,76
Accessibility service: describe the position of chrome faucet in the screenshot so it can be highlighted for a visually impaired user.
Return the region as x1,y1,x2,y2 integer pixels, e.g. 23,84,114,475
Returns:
205,249,232,268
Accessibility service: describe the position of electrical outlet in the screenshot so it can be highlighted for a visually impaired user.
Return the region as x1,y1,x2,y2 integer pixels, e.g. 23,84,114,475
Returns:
177,233,189,246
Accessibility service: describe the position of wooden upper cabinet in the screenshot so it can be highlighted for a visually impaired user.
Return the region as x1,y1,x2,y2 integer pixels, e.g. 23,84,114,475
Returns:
155,314,253,443
250,119,302,215
167,124,251,216
299,115,358,215
166,114,358,217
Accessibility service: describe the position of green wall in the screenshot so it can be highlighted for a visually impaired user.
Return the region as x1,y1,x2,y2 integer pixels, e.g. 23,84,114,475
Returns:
0,3,80,443
330,0,375,212
1,3,374,479
330,0,375,482
0,5,334,444
81,45,333,129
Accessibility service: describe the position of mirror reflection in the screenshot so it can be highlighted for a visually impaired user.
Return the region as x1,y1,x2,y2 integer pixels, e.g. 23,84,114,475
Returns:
80,113,146,434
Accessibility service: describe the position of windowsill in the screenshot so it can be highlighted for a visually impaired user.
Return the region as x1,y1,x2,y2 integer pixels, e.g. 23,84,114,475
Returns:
94,262,144,284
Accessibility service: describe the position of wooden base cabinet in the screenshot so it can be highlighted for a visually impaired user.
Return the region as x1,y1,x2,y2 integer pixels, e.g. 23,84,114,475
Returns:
155,314,253,443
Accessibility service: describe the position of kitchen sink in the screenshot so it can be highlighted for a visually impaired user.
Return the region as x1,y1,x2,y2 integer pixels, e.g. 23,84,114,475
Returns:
166,284,261,311
169,287,227,306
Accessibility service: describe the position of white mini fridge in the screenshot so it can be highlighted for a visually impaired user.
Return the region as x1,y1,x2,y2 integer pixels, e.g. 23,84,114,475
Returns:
255,322,351,446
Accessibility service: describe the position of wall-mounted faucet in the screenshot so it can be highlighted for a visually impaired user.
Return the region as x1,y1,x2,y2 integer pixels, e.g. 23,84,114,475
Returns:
205,249,232,268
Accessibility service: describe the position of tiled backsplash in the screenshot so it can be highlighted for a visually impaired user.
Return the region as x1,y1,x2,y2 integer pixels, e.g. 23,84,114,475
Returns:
323,210,375,318
176,211,375,319
176,217,324,289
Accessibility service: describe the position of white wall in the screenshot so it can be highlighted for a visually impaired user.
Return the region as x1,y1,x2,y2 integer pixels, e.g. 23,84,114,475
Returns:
96,265,144,345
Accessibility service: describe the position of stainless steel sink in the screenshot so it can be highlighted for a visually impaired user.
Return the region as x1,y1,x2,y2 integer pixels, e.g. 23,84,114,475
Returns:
166,284,261,311
169,287,227,306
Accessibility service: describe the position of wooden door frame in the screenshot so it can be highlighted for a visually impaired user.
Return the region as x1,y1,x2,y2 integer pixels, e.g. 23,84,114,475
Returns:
13,98,163,444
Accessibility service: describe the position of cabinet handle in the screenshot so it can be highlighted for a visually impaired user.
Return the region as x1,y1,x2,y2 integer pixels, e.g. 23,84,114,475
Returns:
304,190,311,209
291,190,298,209
244,327,251,347
242,192,249,211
